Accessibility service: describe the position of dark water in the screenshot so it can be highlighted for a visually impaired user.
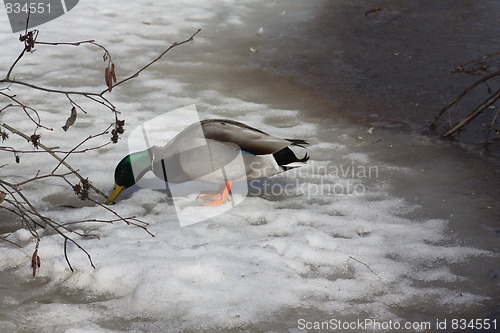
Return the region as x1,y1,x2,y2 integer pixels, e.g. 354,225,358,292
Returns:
241,0,500,249
253,0,500,158
244,0,500,326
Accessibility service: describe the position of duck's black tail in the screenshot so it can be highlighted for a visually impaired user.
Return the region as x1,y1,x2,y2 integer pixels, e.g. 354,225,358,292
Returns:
273,147,309,171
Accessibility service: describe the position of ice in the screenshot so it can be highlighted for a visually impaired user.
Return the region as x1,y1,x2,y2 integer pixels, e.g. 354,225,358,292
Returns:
0,0,497,332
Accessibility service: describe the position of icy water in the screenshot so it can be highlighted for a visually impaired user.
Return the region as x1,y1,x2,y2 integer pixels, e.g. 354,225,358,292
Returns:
251,0,500,155
0,1,499,332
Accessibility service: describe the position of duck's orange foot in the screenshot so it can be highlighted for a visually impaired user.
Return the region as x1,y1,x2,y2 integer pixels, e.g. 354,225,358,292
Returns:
199,181,232,206
197,190,222,201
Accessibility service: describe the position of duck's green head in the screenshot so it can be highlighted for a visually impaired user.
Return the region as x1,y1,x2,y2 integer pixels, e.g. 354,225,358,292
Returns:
105,151,152,204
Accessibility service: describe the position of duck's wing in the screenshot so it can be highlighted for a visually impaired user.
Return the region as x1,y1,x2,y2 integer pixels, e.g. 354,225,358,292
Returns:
201,119,307,155
150,119,308,183
151,140,242,184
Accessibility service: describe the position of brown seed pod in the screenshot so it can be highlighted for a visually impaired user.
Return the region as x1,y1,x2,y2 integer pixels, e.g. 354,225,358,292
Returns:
105,66,113,92
111,63,117,83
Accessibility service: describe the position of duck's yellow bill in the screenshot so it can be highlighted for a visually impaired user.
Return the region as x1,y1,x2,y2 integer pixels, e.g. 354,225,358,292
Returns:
105,184,126,205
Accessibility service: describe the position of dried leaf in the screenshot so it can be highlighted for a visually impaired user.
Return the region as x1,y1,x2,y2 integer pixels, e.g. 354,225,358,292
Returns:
105,66,110,83
111,129,118,143
0,191,6,204
23,31,36,52
111,63,117,83
0,130,8,141
31,247,39,277
80,178,90,201
73,179,90,200
73,183,82,195
104,64,115,92
29,134,41,149
62,106,77,132
107,77,113,92
105,66,113,92
364,7,382,16
111,119,125,143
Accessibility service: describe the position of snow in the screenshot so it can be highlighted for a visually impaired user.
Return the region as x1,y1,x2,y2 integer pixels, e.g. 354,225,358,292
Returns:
0,0,496,332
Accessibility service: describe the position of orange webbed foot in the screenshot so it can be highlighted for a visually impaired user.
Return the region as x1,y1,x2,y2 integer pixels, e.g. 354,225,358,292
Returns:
199,181,232,206
197,190,223,201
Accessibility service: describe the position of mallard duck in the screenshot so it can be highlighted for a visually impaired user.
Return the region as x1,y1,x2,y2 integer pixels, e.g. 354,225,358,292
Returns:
105,119,309,205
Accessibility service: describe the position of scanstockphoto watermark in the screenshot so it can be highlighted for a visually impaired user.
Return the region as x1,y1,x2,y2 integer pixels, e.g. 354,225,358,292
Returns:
298,318,433,331
297,317,499,331
249,163,379,198
3,0,79,33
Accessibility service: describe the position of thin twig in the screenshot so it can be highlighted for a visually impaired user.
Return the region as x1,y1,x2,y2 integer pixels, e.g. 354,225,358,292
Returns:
0,120,108,198
431,71,500,127
64,238,73,272
485,108,500,140
442,89,500,137
51,125,113,174
0,234,22,248
0,92,52,130
102,29,201,94
346,256,383,282
0,143,111,155
453,50,500,74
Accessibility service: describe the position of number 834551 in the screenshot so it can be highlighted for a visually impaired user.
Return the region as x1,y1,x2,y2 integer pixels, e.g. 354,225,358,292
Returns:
5,2,51,14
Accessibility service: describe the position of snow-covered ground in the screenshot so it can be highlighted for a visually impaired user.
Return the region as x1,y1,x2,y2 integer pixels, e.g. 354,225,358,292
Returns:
0,1,498,332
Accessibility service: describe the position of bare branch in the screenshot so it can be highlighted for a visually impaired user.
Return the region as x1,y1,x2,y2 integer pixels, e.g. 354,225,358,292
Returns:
431,71,500,127
0,234,22,248
346,256,384,282
51,125,113,174
0,120,108,198
103,29,201,94
442,89,500,137
1,26,199,275
453,50,500,75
